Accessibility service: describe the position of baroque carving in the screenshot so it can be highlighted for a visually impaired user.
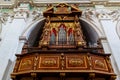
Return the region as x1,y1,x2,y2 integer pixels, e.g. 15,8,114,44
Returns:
32,10,42,21
39,16,51,47
82,8,98,21
75,21,86,46
18,57,33,71
39,25,50,46
42,58,57,66
0,13,8,25
95,60,104,68
82,8,102,26
91,56,108,71
54,3,71,14
21,60,31,66
39,56,59,69
66,56,87,69
69,58,83,66
108,9,120,21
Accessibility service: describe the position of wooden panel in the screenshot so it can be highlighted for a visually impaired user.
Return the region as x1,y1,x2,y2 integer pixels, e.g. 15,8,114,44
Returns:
66,55,88,70
91,55,108,72
18,56,34,72
38,56,60,69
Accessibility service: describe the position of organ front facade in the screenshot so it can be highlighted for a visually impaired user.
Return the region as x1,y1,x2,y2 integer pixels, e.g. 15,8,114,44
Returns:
39,3,85,49
11,3,116,80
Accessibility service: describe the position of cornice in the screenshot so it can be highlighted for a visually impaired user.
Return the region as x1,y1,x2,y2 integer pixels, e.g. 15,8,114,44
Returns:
32,0,120,7
1,0,120,8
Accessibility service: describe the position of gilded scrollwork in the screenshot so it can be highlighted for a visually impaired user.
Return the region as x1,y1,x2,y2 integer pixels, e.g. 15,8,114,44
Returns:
42,58,57,66
18,58,33,71
39,25,50,46
95,60,104,68
75,21,86,46
75,15,79,22
69,58,83,66
21,59,32,67
39,56,59,69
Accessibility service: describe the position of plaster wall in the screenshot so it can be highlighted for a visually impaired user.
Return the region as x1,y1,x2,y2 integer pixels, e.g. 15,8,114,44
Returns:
100,19,120,80
0,18,26,80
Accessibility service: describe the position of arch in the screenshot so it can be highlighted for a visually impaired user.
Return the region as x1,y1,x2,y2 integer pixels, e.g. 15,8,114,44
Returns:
21,18,45,38
20,18,45,46
80,18,105,45
20,17,105,46
80,18,105,38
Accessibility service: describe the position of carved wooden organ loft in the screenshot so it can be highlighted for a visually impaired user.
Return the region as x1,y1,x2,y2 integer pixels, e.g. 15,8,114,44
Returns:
11,3,116,80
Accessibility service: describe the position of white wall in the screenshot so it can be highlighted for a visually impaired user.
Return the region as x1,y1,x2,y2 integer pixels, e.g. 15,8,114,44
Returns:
100,18,120,80
0,18,26,80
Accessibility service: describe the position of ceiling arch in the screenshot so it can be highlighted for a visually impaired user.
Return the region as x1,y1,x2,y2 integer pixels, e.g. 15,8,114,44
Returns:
20,18,45,46
80,17,105,38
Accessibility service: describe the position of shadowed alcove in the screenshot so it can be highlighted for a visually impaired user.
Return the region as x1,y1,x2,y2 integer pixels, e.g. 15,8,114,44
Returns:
27,19,99,48
80,20,99,47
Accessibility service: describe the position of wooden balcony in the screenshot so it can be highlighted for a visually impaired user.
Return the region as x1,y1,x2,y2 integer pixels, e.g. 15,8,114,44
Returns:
11,51,116,80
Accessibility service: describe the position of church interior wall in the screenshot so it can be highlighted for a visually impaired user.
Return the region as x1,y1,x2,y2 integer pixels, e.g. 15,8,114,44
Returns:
0,18,26,80
116,20,120,39
100,18,120,79
0,1,120,80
